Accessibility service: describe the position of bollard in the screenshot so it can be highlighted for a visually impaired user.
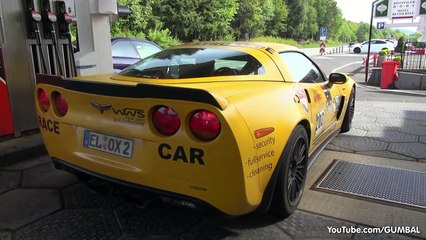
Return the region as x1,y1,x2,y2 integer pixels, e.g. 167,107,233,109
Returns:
373,53,378,67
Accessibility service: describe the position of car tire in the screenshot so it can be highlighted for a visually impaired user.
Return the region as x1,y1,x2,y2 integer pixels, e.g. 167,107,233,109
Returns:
340,88,355,133
268,125,308,218
354,47,361,54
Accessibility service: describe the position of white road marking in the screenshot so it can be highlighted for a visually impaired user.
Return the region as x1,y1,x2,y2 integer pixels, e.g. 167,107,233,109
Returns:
332,61,363,73
312,56,333,60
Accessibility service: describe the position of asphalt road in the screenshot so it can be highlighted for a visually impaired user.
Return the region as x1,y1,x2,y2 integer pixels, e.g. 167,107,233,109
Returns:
311,53,426,103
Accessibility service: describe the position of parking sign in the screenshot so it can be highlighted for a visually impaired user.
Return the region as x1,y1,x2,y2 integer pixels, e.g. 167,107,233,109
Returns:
320,26,328,37
377,22,385,30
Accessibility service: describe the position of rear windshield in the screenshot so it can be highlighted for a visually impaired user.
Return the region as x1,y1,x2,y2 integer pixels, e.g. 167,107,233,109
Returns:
119,48,265,79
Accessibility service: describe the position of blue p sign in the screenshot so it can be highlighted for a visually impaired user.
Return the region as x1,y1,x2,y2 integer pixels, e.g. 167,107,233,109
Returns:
377,22,385,30
320,27,328,37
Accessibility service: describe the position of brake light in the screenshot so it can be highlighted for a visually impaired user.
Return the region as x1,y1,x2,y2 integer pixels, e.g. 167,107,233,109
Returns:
38,89,50,112
153,106,181,135
190,110,221,141
54,92,68,116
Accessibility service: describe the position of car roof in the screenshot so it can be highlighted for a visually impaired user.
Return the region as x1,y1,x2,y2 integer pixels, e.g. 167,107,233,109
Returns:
111,37,161,47
173,41,299,52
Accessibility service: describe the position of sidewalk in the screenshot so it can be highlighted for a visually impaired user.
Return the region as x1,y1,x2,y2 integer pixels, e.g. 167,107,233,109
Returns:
0,133,45,167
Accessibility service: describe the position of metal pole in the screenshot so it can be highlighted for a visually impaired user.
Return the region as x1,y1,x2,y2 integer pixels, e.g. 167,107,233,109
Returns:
366,0,380,82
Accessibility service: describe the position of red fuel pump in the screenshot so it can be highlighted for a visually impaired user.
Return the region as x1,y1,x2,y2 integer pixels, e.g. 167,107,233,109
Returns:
0,47,14,136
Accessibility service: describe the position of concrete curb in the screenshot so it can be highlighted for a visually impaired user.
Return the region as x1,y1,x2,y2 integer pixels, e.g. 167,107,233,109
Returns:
0,133,46,167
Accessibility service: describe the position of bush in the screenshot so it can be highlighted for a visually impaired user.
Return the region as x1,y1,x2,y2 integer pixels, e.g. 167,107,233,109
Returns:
379,50,387,56
395,36,405,52
113,30,145,39
147,28,180,48
393,56,402,62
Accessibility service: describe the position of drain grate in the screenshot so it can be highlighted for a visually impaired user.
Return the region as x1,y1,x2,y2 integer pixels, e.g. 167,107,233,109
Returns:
316,160,426,210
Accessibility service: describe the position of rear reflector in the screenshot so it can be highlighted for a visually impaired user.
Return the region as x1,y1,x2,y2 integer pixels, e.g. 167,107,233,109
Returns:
254,127,275,139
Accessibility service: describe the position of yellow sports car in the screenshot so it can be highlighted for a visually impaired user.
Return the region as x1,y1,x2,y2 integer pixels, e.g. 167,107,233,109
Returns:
35,42,355,217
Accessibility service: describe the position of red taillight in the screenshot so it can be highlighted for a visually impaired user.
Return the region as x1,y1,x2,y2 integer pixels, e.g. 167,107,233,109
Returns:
190,110,221,141
152,106,181,135
54,92,68,116
38,89,50,112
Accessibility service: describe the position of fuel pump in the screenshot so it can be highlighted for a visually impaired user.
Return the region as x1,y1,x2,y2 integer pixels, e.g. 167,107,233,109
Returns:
0,48,14,136
56,1,77,77
40,0,64,76
23,0,48,74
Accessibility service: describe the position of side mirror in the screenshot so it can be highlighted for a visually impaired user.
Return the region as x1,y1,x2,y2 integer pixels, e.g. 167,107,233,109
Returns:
329,73,347,84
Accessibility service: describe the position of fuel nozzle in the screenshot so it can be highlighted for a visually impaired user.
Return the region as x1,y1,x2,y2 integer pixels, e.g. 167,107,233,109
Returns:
31,10,42,22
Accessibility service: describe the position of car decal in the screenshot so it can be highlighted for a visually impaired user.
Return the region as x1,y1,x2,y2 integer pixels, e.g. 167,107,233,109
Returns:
313,89,322,102
315,110,325,135
38,116,60,134
91,102,112,113
333,95,341,112
294,86,309,113
158,143,205,165
321,85,332,111
248,163,273,178
112,107,146,126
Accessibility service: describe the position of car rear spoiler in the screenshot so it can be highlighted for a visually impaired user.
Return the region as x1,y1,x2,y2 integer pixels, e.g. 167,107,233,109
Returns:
36,74,228,110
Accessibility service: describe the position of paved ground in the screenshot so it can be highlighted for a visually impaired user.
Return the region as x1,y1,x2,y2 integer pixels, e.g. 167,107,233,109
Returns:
0,66,425,239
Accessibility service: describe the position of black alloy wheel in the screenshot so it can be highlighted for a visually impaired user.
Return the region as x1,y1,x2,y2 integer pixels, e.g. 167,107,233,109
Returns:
269,125,308,217
287,136,307,206
340,88,355,133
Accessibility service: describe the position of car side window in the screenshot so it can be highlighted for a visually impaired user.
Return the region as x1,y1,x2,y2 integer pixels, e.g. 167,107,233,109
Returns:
112,40,139,58
280,52,325,83
132,41,162,59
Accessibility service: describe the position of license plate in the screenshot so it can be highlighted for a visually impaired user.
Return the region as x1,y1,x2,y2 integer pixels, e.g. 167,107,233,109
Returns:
83,130,134,158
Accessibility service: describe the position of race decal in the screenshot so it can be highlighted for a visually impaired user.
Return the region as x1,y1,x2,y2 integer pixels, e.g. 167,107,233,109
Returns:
37,116,60,134
321,85,332,111
294,86,309,113
315,110,325,135
313,89,322,102
333,95,341,112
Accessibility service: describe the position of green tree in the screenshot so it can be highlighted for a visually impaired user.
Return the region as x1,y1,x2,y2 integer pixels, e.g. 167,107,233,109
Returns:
315,0,342,41
111,0,157,37
355,22,370,42
197,0,239,40
153,0,238,41
263,0,288,37
336,20,357,42
232,0,264,40
284,0,308,39
305,0,318,39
